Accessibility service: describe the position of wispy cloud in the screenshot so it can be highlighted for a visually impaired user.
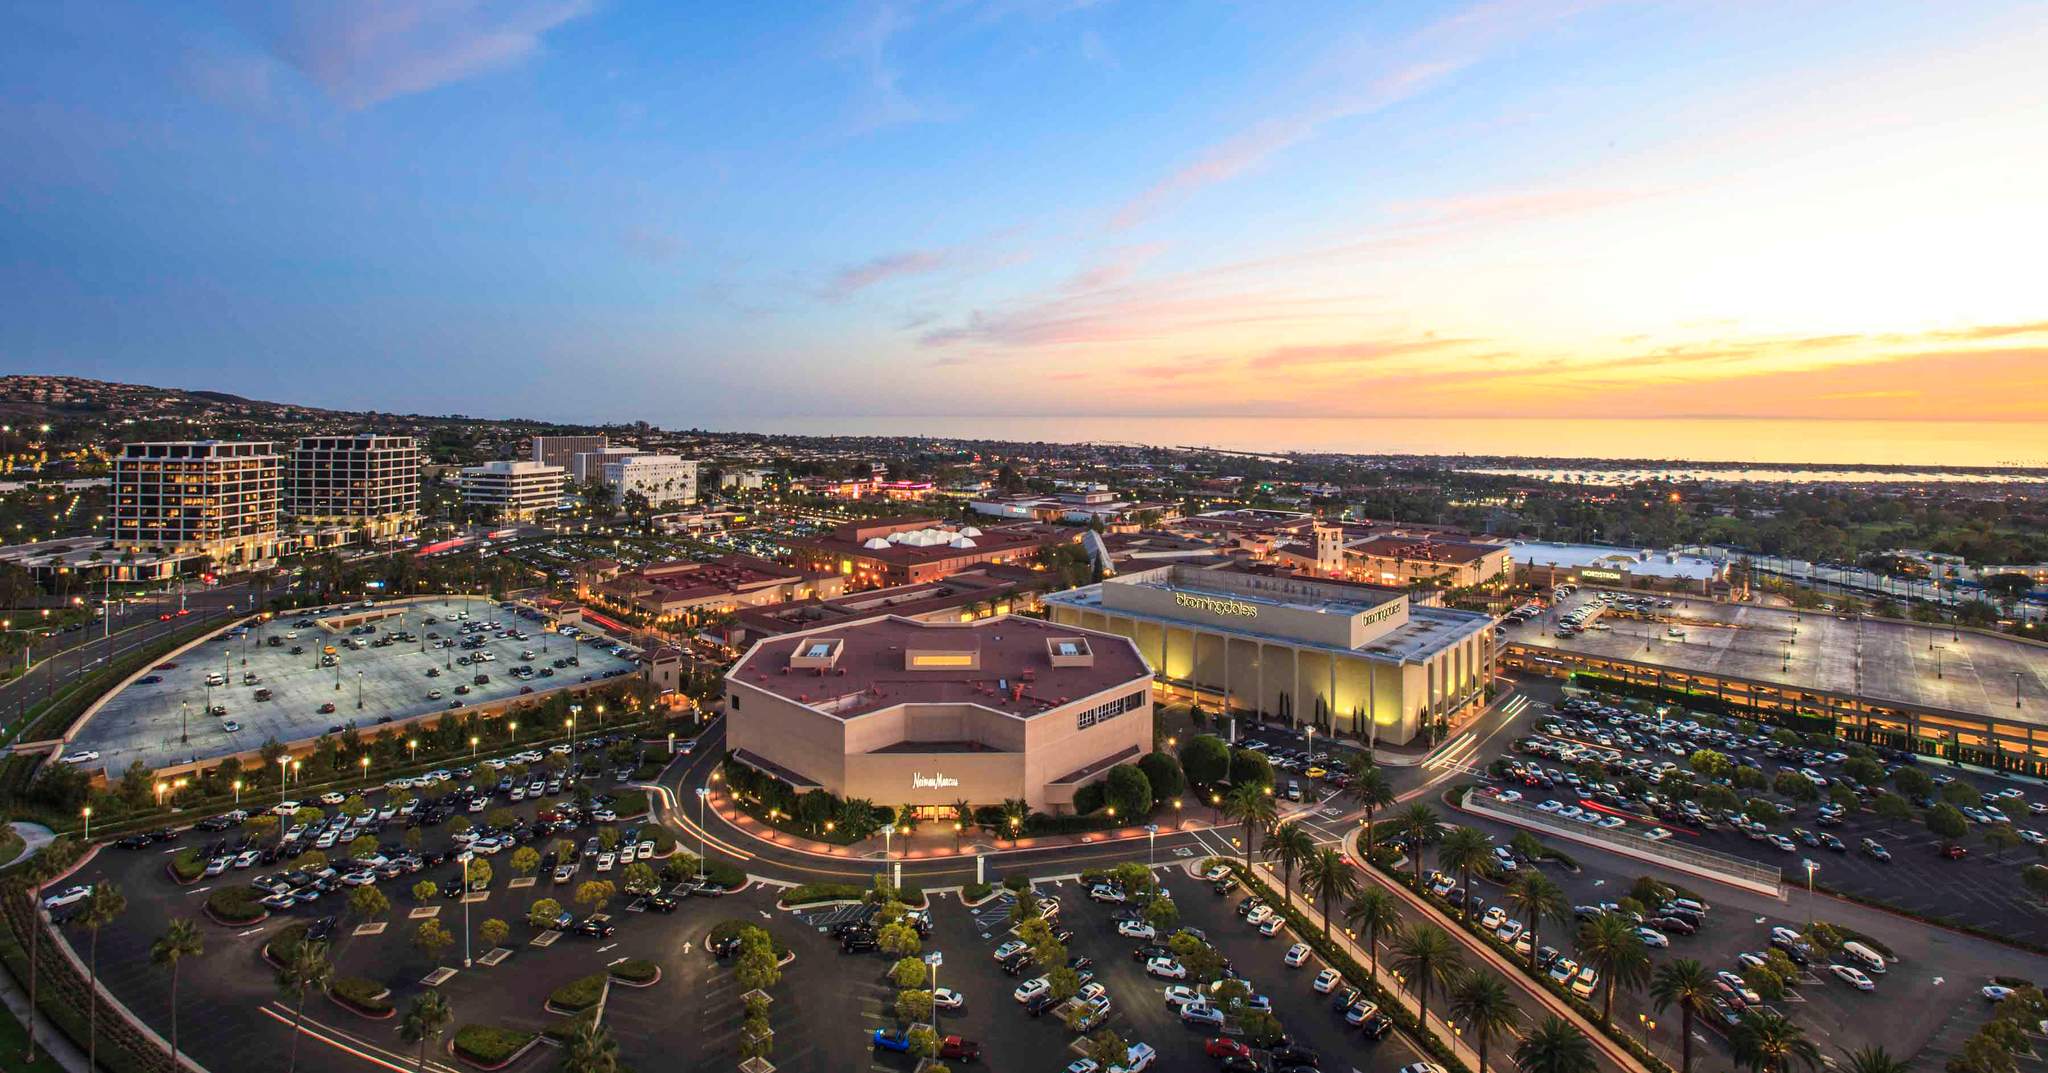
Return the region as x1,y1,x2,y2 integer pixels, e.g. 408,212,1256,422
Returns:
226,0,595,109
825,247,955,297
1248,334,1480,371
829,2,953,135
1112,0,1603,229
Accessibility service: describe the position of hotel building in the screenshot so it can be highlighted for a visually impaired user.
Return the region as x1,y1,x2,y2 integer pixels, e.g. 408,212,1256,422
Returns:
110,441,281,563
725,614,1153,813
286,434,420,541
1045,564,1496,746
459,460,566,521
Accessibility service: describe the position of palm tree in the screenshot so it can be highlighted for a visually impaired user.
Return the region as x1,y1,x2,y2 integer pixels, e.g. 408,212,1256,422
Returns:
1348,767,1395,851
81,881,127,1073
1303,847,1357,941
1397,802,1442,887
1731,1010,1822,1073
1224,784,1278,873
564,1016,621,1073
1648,958,1716,1073
1265,822,1316,908
997,798,1030,844
20,845,63,1064
1388,923,1462,1041
1576,911,1651,1025
1436,826,1494,920
1506,870,1568,970
401,991,454,1073
1344,888,1402,973
150,917,204,1070
1449,969,1522,1073
278,939,334,1073
1515,1015,1598,1073
1838,1046,1911,1073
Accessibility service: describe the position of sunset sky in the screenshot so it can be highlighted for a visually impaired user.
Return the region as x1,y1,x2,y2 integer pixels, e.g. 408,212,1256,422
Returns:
3,1,2045,426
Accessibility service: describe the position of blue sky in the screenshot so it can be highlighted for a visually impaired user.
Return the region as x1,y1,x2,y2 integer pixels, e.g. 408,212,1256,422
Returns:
3,1,2045,425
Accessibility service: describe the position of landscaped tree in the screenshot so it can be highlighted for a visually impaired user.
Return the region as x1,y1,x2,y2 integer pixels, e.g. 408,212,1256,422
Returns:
2024,865,2048,904
1103,763,1153,818
528,898,564,929
510,846,541,877
1177,734,1232,790
1398,802,1443,887
278,938,334,1073
1265,821,1316,907
1450,969,1523,1073
735,944,781,993
890,956,928,989
349,884,391,928
996,798,1031,843
478,918,510,949
575,879,617,916
1507,870,1568,970
1926,803,1969,847
411,879,438,902
81,881,126,1073
150,916,204,1072
349,835,379,859
563,1016,621,1073
1303,847,1357,939
464,856,492,891
1347,767,1395,851
1389,923,1462,1041
1984,824,2023,861
413,919,453,961
1344,888,1402,972
1437,826,1494,920
1650,958,1717,1073
400,990,453,1073
1223,783,1278,872
1731,1009,1823,1073
878,920,921,958
1577,911,1652,1025
895,988,934,1022
1514,1015,1598,1073
1838,1046,1911,1073
1084,1028,1129,1070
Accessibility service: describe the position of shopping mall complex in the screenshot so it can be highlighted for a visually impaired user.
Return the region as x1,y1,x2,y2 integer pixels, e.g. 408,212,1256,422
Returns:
723,614,1153,814
1043,565,1497,747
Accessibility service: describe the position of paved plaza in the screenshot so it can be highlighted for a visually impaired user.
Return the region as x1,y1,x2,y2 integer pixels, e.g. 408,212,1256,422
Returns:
1529,594,2048,722
68,595,639,773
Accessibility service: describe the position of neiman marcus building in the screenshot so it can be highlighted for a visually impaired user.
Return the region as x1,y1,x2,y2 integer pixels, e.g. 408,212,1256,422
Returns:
1045,565,1496,746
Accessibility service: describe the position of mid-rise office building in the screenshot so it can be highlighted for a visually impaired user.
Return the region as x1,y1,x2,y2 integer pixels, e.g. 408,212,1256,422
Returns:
600,453,698,509
460,460,566,521
530,434,606,472
572,446,643,483
286,434,420,540
110,441,281,563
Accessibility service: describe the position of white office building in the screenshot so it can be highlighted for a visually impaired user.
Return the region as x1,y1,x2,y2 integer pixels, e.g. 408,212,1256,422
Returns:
600,454,698,509
287,434,420,540
460,460,566,521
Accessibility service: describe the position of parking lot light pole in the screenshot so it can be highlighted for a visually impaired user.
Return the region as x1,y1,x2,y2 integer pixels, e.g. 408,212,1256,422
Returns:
80,806,91,841
1803,859,1817,925
695,787,709,882
460,851,475,967
357,670,364,709
232,779,242,806
1146,824,1159,867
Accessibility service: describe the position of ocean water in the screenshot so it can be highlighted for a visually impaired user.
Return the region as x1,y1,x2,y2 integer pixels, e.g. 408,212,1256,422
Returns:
719,415,2048,471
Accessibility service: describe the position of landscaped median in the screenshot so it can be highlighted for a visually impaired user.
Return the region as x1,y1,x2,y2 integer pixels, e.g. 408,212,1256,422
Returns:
608,958,660,986
546,973,607,1015
1223,860,1476,1073
453,1025,539,1070
201,885,267,926
328,976,395,1018
776,881,927,910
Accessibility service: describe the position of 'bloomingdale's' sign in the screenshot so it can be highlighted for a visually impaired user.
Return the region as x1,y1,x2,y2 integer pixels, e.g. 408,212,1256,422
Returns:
1173,590,1260,618
912,772,960,789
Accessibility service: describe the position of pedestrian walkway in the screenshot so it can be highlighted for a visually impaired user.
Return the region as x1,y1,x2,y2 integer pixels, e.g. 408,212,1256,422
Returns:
0,962,90,1073
8,822,55,868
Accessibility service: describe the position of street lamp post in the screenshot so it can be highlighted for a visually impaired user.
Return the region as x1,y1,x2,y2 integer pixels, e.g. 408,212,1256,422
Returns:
408,738,419,765
81,806,91,841
1803,859,1817,925
279,755,291,792
1146,824,1159,867
1637,1013,1655,1045
695,787,710,884
459,851,475,967
357,670,364,709
232,779,243,807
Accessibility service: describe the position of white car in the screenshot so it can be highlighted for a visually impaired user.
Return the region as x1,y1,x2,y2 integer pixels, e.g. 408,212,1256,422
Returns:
1089,885,1127,904
1283,942,1312,967
1313,969,1342,993
1012,977,1050,1003
1496,920,1525,943
595,852,616,871
41,885,93,910
992,940,1027,961
1829,964,1875,991
1258,916,1285,937
1163,985,1201,1008
932,988,963,1009
1116,920,1155,940
1200,863,1230,881
1984,985,2017,1002
1144,957,1187,980
1481,906,1507,930
1635,927,1669,948
59,751,101,765
1245,905,1272,926
319,792,347,806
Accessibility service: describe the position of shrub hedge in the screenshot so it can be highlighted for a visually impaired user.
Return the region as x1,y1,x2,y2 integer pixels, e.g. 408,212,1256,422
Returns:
779,883,863,907
609,958,659,984
453,1025,536,1065
961,882,993,903
329,976,393,1015
204,886,265,923
548,974,607,1012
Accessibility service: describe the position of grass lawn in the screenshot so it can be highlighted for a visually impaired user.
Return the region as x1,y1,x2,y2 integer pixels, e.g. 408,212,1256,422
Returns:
0,1006,70,1073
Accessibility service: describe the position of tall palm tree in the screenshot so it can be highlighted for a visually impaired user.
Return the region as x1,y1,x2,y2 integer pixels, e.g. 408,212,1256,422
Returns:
1303,848,1357,941
564,1017,621,1073
401,991,454,1073
1576,911,1652,1025
1506,870,1568,970
1838,1046,1911,1073
1344,888,1402,973
1515,1015,1599,1073
1224,784,1278,873
1731,1010,1823,1073
1449,969,1523,1073
150,917,204,1071
1264,822,1316,908
1348,767,1395,852
277,939,334,1073
20,846,62,1064
1436,826,1494,920
1648,958,1717,1073
1397,803,1442,888
1388,923,1462,1042
81,881,127,1073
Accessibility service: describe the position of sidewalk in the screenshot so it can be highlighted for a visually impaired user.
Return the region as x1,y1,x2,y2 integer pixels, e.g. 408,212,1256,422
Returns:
0,967,89,1073
702,790,1222,861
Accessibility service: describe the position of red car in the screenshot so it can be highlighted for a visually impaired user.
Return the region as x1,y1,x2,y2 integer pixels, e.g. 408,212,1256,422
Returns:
938,1036,981,1061
1941,844,1968,860
1206,1038,1252,1059
176,608,190,616
158,613,174,621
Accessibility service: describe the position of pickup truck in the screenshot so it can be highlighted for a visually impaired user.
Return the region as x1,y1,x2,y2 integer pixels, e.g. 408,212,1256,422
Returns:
939,1036,982,1061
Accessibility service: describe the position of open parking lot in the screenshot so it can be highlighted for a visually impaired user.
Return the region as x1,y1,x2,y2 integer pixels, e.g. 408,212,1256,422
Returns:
68,595,640,773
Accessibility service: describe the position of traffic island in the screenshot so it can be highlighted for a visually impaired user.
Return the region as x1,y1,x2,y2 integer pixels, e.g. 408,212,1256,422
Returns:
452,1025,540,1070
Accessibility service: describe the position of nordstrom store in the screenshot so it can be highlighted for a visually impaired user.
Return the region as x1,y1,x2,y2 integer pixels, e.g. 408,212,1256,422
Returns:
723,614,1153,814
1044,565,1496,746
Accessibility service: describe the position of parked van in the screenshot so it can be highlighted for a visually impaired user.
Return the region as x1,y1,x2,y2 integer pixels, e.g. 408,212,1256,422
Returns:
1840,941,1886,974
